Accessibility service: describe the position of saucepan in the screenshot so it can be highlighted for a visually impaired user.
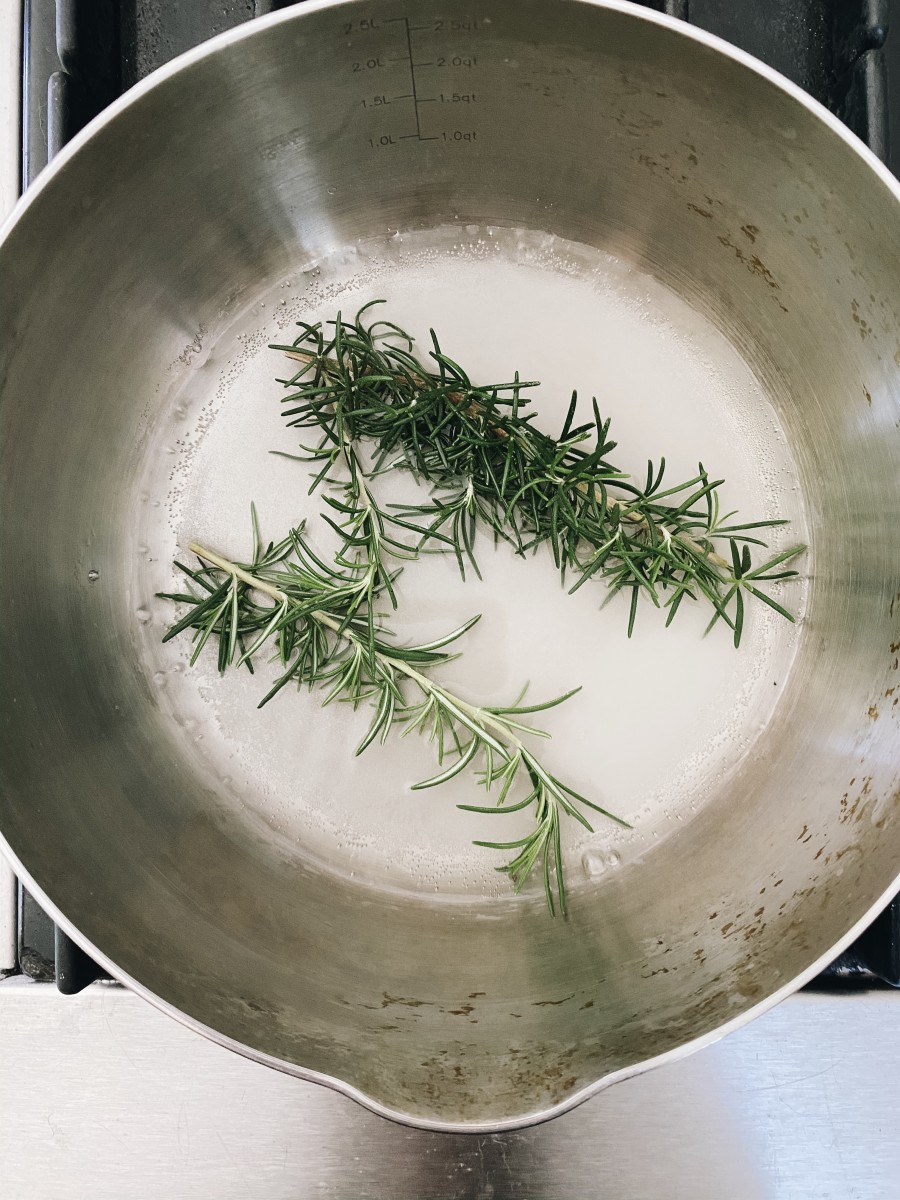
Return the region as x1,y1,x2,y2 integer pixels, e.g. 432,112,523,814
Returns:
1,0,898,1130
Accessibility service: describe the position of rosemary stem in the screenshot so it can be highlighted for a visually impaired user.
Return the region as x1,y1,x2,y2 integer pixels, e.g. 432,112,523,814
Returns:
171,523,628,914
187,542,527,754
384,662,527,753
283,348,508,436
187,542,286,601
569,480,732,570
283,351,732,572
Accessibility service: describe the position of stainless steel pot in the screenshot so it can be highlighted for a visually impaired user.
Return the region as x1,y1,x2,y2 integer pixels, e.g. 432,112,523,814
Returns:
1,0,899,1132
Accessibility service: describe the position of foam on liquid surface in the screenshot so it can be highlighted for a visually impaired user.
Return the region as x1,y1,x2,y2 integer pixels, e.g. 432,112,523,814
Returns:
140,227,808,902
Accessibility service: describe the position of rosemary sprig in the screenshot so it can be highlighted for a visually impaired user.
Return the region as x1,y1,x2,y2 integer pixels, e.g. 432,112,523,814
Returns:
271,303,805,646
160,512,629,915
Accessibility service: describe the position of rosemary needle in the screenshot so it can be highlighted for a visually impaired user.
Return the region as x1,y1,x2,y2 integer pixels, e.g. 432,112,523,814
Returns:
160,511,629,916
271,303,805,647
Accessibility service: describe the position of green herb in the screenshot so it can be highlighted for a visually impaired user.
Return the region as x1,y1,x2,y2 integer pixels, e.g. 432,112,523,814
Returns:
271,302,805,647
160,507,629,915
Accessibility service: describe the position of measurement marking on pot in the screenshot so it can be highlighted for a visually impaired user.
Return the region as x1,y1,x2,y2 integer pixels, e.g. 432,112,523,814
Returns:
387,17,436,139
347,14,482,148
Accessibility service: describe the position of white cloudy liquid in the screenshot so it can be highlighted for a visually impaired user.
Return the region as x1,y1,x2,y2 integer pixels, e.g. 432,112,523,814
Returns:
140,227,808,903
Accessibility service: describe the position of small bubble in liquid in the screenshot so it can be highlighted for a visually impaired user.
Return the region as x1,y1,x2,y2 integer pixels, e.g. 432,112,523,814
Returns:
153,672,166,686
606,850,621,868
87,569,100,582
135,608,151,623
581,849,607,878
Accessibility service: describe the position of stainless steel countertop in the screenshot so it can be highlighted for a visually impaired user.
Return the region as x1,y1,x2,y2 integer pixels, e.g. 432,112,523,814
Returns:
1,981,897,1199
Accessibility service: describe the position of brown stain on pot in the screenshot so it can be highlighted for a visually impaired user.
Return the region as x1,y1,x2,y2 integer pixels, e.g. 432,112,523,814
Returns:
485,1045,583,1106
717,234,788,311
381,993,432,1009
841,776,873,824
734,974,764,1001
806,234,823,258
851,298,872,339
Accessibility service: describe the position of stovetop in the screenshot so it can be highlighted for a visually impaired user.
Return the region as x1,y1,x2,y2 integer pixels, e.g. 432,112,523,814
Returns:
6,0,899,994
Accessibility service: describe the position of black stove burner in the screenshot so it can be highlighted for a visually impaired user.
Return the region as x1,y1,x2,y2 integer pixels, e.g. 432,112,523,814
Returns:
14,0,900,991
